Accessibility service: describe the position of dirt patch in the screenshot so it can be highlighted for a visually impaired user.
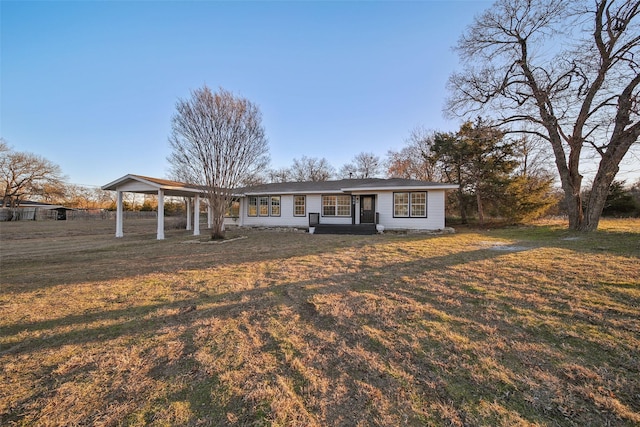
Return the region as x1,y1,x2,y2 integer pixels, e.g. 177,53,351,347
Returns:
182,235,248,244
488,244,530,252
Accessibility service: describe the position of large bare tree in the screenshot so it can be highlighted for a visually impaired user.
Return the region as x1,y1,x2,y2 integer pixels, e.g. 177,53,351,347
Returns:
168,86,269,239
339,152,382,179
0,141,65,208
267,167,292,183
386,128,441,181
289,156,335,182
447,0,640,231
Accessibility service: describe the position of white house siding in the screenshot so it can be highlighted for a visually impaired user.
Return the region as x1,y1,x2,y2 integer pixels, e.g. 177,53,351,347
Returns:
223,216,240,227
236,190,447,230
239,194,355,228
239,195,310,228
116,181,157,193
368,190,446,230
311,194,354,225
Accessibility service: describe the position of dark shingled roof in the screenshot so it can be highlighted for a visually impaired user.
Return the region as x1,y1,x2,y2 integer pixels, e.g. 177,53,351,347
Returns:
238,178,457,195
102,175,458,197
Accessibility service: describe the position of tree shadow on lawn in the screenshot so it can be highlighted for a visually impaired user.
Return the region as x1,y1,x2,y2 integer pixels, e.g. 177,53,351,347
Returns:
1,246,510,353
485,223,640,257
1,248,512,423
0,230,358,291
2,242,639,426
2,220,637,294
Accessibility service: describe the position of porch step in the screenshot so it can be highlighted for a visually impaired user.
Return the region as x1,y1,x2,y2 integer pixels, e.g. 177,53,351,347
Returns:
312,224,377,235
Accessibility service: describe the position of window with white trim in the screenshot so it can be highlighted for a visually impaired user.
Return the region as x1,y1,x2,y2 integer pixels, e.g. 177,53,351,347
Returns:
294,195,306,216
322,195,351,217
394,192,427,218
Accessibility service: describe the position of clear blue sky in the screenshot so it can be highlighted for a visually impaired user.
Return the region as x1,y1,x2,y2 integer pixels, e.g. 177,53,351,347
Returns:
2,0,494,187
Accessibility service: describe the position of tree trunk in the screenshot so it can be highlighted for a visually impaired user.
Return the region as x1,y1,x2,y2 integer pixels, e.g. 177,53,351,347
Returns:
582,184,607,232
455,163,467,224
581,109,639,231
211,209,226,240
211,214,225,239
564,193,583,230
580,149,624,231
476,189,484,226
550,154,585,231
208,194,227,240
457,188,468,224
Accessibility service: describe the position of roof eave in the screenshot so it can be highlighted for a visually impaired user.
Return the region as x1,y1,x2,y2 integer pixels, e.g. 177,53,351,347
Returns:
101,173,139,191
342,185,460,192
241,190,330,196
102,174,203,194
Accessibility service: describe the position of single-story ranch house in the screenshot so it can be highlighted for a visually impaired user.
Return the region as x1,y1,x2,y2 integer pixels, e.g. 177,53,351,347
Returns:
102,174,458,239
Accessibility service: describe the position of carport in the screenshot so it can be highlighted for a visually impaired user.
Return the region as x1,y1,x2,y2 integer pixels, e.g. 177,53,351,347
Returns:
102,174,207,240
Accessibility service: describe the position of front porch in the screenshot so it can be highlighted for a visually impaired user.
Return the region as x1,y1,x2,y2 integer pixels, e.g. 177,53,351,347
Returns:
308,211,379,235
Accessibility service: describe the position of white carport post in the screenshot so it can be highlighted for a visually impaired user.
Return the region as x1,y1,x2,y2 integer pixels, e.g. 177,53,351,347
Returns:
207,202,213,229
186,198,192,231
157,189,165,240
115,190,124,238
194,194,201,236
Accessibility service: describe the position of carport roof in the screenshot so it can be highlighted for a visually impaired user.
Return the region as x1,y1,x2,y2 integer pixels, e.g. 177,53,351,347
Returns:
101,174,204,197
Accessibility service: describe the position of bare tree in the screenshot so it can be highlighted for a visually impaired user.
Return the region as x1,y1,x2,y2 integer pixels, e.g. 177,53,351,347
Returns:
386,128,441,181
338,152,382,179
267,167,292,183
50,183,113,209
511,135,555,181
168,86,269,239
0,141,65,207
290,156,335,182
38,182,66,204
91,187,117,209
447,0,640,231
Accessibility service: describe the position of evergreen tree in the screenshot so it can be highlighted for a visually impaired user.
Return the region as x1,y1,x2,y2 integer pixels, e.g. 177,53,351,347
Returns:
601,181,639,217
501,175,556,223
432,119,516,225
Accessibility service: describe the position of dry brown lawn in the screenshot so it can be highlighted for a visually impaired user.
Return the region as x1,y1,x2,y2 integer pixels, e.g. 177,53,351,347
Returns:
1,218,639,426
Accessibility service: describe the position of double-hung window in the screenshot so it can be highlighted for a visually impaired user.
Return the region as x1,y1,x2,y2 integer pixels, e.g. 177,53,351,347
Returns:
322,195,351,217
248,197,258,217
394,192,409,217
394,192,427,218
270,196,281,216
248,195,281,217
410,192,426,217
259,196,269,216
293,195,306,216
